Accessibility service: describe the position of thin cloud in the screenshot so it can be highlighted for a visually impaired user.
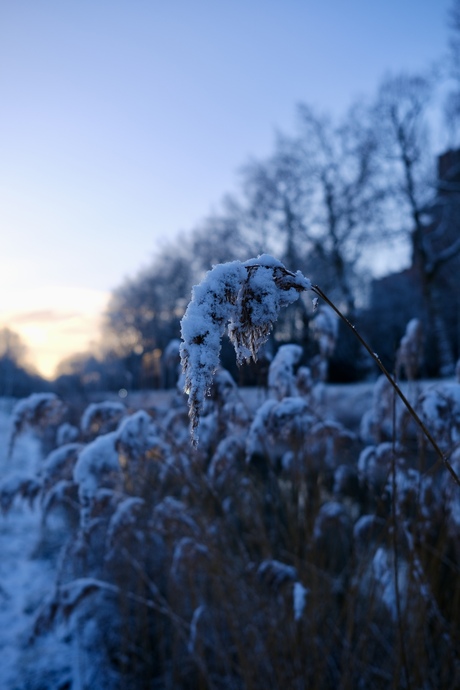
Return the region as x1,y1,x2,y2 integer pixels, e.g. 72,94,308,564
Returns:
8,310,80,324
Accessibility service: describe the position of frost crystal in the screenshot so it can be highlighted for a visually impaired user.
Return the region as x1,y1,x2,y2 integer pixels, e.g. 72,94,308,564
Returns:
180,255,310,443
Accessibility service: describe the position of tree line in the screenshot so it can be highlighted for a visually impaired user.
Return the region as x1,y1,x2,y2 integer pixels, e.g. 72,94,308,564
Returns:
5,1,460,396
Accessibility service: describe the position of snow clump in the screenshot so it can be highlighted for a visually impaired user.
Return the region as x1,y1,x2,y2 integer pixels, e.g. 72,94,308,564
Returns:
180,255,311,444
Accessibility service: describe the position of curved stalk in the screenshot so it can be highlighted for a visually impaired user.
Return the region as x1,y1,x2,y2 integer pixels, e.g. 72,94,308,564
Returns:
311,284,460,487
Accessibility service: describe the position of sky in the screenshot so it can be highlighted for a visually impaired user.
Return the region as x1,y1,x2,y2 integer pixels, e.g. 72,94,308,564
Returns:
0,0,453,379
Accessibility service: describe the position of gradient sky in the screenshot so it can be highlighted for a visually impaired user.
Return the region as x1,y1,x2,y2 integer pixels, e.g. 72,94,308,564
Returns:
0,0,453,378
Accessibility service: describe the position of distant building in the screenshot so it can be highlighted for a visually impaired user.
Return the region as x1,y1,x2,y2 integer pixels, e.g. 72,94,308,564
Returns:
366,149,460,377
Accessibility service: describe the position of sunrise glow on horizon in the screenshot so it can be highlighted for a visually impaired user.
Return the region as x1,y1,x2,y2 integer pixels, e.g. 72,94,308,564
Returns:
2,286,110,379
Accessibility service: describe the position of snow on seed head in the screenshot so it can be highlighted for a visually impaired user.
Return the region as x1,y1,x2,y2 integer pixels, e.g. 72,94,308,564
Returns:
180,256,311,445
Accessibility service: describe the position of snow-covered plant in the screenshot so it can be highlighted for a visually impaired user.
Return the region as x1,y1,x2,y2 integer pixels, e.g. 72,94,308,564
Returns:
246,396,317,476
307,420,357,474
207,436,246,493
188,367,252,458
55,421,79,446
267,343,303,400
180,254,310,443
384,466,422,524
332,464,362,517
80,401,126,440
245,398,278,461
365,544,410,622
295,365,314,399
0,473,40,514
73,432,121,526
443,449,460,536
418,381,460,451
8,392,66,458
396,317,424,381
2,380,458,689
358,442,405,497
116,410,172,497
180,255,460,488
312,305,338,359
257,559,298,591
40,442,83,520
309,305,339,384
360,374,401,444
311,500,353,579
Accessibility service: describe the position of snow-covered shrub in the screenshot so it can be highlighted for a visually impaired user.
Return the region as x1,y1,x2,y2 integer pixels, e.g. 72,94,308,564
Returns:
55,421,79,446
80,400,126,440
0,473,40,514
196,367,251,456
256,559,298,591
3,374,459,690
246,396,316,473
267,344,303,400
312,305,338,359
308,305,339,385
73,432,122,527
8,392,66,458
357,442,405,503
307,420,358,475
364,543,410,621
207,435,246,494
41,443,83,495
332,463,362,519
359,374,405,445
115,410,172,497
162,400,193,450
418,381,460,451
311,500,353,581
295,365,314,399
170,536,211,614
180,254,310,442
40,442,83,524
396,317,424,381
245,398,278,460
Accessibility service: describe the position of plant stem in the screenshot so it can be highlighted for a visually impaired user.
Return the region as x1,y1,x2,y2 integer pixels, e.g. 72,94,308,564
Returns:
311,284,460,487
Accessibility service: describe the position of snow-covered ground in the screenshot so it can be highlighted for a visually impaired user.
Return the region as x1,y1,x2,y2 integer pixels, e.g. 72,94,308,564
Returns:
0,399,71,689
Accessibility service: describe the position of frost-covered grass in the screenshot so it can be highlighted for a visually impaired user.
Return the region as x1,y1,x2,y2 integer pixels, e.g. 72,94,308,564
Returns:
0,363,459,689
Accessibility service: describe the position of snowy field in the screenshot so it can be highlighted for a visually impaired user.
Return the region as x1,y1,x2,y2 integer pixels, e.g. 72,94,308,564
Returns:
0,399,72,688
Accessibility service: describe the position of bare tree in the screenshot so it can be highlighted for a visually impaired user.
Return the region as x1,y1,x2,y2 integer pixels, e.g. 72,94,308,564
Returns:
373,72,435,269
296,102,386,314
239,140,311,270
239,102,385,317
0,327,28,364
190,200,257,274
0,328,46,396
374,71,460,373
103,246,195,362
445,0,460,139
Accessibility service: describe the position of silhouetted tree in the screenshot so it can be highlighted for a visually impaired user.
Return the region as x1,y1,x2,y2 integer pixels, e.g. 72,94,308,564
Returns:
0,328,49,396
373,72,460,373
102,245,196,387
240,102,386,318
